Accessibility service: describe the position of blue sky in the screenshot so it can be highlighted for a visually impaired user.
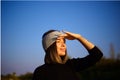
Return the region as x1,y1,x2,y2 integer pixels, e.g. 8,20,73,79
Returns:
1,1,120,75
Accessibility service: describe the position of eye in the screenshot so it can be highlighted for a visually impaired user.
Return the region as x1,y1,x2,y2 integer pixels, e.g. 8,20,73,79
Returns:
56,40,60,43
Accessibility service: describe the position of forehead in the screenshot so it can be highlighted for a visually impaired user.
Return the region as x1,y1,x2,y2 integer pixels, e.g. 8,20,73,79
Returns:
56,37,66,42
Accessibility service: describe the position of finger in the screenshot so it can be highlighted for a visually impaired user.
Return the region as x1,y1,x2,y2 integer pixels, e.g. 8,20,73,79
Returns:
62,30,72,34
63,31,74,37
59,34,67,37
62,30,69,34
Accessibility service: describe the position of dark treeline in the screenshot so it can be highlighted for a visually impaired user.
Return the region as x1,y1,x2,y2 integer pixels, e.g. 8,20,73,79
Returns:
1,57,120,80
77,57,120,80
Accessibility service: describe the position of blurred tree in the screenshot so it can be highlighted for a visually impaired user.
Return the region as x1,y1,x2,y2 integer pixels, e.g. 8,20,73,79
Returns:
1,72,20,80
19,72,33,80
110,43,115,59
117,53,120,60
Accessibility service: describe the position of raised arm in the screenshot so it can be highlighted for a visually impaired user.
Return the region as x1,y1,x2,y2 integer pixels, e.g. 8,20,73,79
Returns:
62,31,103,71
61,31,94,50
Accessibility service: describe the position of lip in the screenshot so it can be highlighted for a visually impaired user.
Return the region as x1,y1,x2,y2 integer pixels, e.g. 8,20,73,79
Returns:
60,48,66,52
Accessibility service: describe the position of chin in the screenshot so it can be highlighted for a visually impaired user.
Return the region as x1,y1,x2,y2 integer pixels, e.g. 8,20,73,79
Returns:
61,54,65,56
59,52,66,56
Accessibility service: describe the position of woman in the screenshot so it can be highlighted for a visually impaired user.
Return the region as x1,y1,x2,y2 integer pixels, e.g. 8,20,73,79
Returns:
32,30,103,80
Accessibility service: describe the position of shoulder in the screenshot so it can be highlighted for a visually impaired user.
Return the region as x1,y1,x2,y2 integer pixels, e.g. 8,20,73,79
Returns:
33,64,48,74
66,58,82,67
37,64,47,69
32,64,48,80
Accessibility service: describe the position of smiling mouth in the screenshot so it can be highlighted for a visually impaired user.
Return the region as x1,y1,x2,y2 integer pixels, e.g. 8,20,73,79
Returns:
60,48,66,52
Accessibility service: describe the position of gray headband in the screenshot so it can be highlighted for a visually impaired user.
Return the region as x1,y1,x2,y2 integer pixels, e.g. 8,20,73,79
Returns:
42,31,63,50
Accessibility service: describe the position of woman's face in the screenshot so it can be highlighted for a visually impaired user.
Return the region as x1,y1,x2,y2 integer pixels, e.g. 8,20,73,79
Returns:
56,37,66,56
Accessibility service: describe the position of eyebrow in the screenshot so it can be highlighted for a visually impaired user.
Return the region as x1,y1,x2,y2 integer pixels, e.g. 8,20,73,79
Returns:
56,39,66,43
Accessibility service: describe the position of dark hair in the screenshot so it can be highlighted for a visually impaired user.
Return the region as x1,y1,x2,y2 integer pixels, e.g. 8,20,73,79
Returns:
42,30,69,64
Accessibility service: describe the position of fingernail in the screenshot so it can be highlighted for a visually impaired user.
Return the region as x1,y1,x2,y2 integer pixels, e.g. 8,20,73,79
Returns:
62,30,67,33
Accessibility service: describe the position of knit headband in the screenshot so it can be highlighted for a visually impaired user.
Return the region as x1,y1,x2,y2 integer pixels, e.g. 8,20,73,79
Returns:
42,31,63,50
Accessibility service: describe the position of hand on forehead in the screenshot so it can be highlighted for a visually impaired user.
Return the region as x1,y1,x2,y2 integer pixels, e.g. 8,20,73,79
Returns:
56,34,67,40
58,33,67,38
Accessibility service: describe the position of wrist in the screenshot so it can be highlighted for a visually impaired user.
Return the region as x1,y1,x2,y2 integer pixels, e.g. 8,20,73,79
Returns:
76,35,82,40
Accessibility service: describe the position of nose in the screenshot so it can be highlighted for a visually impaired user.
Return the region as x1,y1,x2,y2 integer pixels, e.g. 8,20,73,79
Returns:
61,43,66,47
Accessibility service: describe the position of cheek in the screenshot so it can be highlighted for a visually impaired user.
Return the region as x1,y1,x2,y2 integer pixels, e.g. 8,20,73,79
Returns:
56,43,60,50
56,43,62,47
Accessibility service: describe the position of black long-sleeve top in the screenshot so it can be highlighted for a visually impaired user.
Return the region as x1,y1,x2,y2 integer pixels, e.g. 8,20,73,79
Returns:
32,46,103,80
